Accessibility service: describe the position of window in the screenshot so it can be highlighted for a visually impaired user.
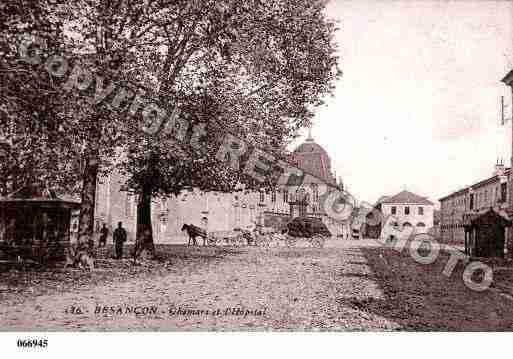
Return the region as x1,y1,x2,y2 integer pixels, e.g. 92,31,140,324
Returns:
271,191,276,203
161,198,168,211
283,190,289,203
259,191,265,203
418,206,424,215
404,206,410,215
403,222,412,227
417,222,426,227
312,184,319,202
125,193,135,218
501,182,507,203
391,206,396,215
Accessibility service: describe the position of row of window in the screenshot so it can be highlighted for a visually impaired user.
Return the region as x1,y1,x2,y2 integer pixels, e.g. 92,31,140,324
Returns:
391,206,424,216
443,182,507,212
390,222,426,227
441,224,464,230
125,187,322,217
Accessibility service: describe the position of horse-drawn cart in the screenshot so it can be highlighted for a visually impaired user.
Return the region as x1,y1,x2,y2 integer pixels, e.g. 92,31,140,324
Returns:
182,217,331,249
284,217,331,248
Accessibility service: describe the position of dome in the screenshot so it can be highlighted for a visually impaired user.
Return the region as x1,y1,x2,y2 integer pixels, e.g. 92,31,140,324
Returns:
293,137,328,155
290,134,335,184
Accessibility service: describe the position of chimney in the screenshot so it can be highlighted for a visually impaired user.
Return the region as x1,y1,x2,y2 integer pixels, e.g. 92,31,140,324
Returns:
495,158,505,177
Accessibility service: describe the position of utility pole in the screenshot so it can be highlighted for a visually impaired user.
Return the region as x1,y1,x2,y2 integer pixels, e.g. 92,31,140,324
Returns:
501,69,513,257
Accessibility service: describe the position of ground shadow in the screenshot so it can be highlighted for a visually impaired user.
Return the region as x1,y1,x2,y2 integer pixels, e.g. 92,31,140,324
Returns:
0,243,245,305
340,246,513,331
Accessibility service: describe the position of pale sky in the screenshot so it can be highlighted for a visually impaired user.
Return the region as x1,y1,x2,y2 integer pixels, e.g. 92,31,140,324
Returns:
297,0,513,206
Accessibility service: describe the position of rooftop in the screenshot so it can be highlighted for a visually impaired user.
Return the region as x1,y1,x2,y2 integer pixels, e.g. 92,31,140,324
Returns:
380,190,434,205
502,68,513,86
439,168,511,202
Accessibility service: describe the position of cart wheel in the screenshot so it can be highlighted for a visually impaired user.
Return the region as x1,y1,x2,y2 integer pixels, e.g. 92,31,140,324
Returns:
313,235,325,248
286,237,296,247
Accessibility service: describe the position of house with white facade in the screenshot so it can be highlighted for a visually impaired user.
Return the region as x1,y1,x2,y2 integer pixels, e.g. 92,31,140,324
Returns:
378,190,435,238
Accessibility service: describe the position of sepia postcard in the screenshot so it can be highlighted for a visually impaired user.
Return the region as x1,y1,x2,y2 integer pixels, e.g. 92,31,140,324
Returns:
1,0,513,356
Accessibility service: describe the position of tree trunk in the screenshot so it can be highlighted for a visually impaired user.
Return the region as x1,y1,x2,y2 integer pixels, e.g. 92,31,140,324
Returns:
136,184,155,255
77,150,99,249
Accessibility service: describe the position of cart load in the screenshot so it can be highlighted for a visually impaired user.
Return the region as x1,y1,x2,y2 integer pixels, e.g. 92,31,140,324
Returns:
285,217,331,248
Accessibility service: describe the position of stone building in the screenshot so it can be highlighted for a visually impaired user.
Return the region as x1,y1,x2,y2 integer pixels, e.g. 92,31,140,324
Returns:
377,190,435,238
439,163,509,244
90,133,349,243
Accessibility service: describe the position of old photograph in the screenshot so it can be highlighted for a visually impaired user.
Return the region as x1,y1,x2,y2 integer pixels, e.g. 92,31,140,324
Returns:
1,0,513,342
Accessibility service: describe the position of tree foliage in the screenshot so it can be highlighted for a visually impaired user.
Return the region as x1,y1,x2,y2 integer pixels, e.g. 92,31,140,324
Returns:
112,0,341,250
0,1,82,195
0,0,341,251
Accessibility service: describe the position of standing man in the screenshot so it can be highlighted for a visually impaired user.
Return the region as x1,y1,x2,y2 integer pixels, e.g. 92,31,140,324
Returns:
99,223,108,247
113,222,127,259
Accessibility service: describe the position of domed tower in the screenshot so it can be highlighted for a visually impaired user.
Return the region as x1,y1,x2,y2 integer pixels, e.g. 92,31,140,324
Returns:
285,130,338,219
291,130,336,185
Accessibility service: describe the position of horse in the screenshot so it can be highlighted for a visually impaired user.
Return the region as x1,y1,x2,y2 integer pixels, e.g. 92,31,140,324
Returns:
181,224,208,246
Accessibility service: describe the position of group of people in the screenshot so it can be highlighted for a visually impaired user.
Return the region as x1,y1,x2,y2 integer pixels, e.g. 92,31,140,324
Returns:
98,222,127,259
98,222,154,259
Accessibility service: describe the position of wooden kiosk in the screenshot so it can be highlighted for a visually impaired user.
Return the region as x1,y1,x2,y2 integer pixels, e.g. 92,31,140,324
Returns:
0,185,80,264
463,208,511,258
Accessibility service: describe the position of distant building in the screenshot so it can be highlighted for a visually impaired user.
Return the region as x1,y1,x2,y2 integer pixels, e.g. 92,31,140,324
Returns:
363,190,435,239
439,162,509,244
378,190,435,237
91,133,349,242
362,196,389,239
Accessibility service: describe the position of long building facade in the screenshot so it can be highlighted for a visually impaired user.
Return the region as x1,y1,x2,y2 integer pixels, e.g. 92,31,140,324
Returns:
87,134,350,243
438,69,513,256
439,163,510,245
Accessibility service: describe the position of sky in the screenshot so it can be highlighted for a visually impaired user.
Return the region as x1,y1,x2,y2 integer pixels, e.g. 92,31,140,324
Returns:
295,0,513,206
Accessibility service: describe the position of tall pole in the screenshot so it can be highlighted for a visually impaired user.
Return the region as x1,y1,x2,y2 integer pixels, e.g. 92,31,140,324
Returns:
501,69,513,257
501,96,505,125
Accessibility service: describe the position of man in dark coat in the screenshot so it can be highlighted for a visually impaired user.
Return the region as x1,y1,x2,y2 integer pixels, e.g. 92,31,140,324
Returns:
113,222,127,259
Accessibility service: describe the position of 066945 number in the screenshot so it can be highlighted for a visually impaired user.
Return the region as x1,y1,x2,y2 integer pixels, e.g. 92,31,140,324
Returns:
17,339,48,349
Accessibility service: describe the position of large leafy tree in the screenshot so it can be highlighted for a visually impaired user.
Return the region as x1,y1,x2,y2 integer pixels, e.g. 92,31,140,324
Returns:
0,1,83,196
117,0,341,252
1,0,340,254
54,0,179,245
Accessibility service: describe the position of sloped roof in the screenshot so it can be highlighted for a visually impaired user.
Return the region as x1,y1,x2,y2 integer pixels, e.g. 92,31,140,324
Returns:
502,69,513,86
439,168,511,201
0,184,80,208
381,190,434,205
463,208,511,227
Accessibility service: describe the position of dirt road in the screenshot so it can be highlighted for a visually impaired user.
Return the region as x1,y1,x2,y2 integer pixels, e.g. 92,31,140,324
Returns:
1,241,512,331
